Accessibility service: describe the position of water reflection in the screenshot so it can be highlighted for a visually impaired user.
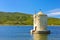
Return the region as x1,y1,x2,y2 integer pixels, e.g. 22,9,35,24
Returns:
33,34,48,40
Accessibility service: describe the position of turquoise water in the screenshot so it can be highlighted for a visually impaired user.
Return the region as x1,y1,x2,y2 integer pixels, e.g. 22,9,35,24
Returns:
0,26,59,40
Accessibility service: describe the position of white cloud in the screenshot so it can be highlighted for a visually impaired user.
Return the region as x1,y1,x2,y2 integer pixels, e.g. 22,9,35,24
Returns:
48,8,60,13
47,9,60,18
47,12,60,16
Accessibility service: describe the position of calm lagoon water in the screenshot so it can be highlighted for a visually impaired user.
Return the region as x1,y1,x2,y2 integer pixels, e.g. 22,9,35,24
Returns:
0,26,60,40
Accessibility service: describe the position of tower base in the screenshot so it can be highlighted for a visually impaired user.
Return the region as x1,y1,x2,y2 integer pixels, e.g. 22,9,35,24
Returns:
31,30,50,34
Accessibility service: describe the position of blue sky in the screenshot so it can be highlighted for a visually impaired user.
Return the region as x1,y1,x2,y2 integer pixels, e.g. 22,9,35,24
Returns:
0,0,60,18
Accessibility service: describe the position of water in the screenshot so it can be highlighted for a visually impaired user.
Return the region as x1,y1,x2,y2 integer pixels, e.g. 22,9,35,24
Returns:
0,26,60,40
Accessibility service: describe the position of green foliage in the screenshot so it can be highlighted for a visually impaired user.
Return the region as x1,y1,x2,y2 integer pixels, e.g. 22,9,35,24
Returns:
0,12,33,25
0,12,60,25
48,17,60,25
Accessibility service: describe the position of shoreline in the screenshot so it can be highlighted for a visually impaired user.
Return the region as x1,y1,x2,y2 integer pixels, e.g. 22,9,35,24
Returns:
0,24,60,26
48,25,60,26
0,24,33,26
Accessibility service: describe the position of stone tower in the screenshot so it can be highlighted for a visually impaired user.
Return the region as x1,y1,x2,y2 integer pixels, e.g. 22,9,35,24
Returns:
31,11,50,34
35,11,47,31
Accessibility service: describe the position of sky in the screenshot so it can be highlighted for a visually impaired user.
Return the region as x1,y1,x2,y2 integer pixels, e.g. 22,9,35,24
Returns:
0,0,60,18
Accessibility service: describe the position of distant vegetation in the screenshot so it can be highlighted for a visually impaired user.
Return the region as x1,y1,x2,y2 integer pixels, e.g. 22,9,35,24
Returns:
0,12,33,25
48,17,60,25
0,12,60,25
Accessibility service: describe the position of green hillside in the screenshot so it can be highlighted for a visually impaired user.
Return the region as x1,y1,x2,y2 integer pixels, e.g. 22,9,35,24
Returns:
0,12,60,25
48,17,60,25
0,12,33,25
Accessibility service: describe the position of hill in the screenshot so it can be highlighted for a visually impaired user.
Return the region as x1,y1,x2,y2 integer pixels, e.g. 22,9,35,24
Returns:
0,12,33,25
0,12,60,25
48,17,60,25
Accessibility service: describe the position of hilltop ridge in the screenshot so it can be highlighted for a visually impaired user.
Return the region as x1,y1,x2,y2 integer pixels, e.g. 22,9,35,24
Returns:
0,12,60,25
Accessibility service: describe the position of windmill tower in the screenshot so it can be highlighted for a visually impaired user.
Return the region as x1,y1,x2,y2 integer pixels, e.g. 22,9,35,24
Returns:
31,11,50,34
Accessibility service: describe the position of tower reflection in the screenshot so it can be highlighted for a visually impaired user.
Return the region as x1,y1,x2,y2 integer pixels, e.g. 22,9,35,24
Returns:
33,34,48,40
